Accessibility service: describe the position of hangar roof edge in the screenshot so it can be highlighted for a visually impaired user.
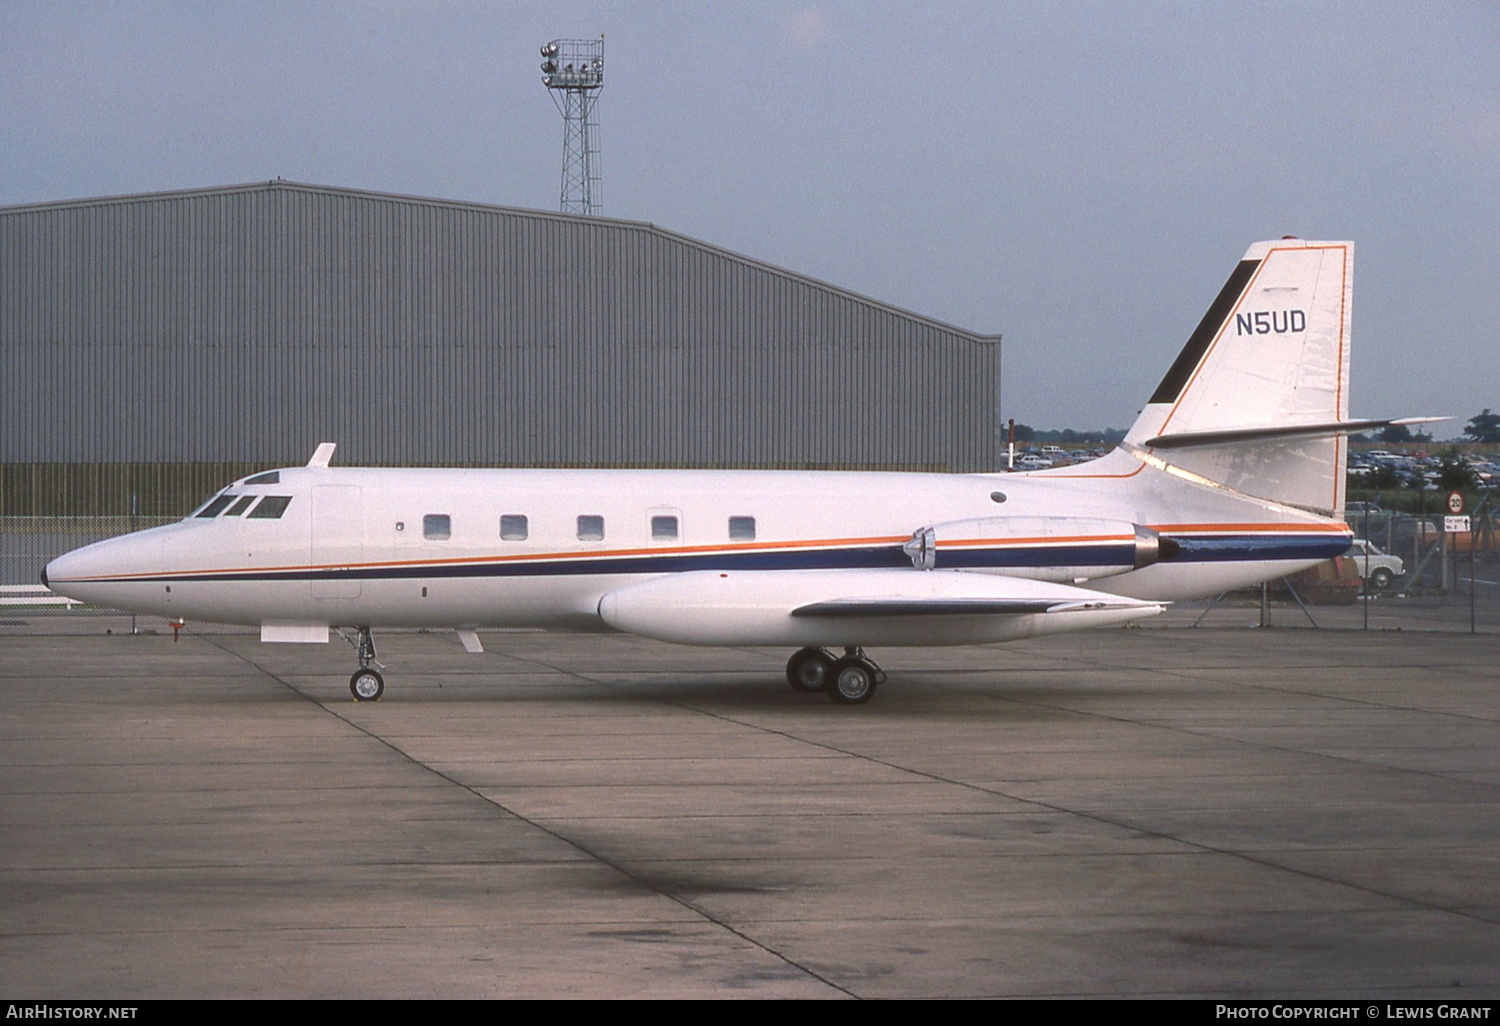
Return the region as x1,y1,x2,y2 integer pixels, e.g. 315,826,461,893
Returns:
0,179,1002,343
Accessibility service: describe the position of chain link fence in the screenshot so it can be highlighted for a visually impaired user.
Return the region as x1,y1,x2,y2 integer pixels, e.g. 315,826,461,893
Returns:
1147,505,1500,634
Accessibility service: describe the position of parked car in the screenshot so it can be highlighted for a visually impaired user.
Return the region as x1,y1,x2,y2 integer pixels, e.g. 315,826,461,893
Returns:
1348,538,1405,590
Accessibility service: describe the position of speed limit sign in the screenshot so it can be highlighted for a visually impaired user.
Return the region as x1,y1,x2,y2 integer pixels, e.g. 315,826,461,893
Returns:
1446,490,1465,515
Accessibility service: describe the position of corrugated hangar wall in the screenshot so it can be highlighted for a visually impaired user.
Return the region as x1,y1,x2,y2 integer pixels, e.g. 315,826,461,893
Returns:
1,181,1001,515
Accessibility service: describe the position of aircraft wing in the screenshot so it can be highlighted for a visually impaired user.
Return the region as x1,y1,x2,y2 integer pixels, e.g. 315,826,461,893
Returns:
791,598,1141,617
598,568,1163,647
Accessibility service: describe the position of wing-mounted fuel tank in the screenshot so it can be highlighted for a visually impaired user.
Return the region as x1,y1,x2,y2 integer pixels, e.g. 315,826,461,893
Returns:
903,516,1177,583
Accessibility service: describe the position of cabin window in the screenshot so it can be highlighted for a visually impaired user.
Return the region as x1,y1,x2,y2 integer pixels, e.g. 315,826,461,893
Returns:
223,495,256,517
651,515,679,541
245,472,281,485
577,515,605,541
195,494,237,518
500,514,529,541
423,514,452,540
729,516,756,541
247,496,293,519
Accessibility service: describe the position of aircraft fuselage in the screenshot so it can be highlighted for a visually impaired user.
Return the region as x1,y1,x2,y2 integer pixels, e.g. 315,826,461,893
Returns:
44,458,1349,637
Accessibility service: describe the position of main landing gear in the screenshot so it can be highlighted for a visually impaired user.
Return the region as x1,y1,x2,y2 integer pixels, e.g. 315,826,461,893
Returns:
785,646,886,705
342,626,384,702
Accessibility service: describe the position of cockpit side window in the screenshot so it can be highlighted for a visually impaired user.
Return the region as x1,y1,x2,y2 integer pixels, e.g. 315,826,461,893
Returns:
224,495,256,517
195,494,238,518
247,496,293,519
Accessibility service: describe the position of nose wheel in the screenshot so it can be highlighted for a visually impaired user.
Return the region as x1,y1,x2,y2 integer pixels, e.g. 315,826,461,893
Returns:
349,667,385,702
342,626,384,701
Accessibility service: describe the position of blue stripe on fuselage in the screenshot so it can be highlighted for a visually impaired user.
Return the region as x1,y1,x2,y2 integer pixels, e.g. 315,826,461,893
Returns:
939,543,1138,570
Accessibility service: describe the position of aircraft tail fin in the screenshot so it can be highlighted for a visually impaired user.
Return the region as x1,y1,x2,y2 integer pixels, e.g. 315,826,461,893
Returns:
1122,240,1354,515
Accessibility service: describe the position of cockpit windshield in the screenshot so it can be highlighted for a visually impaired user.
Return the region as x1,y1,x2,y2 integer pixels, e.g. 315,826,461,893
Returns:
194,493,238,518
189,492,293,520
247,496,293,519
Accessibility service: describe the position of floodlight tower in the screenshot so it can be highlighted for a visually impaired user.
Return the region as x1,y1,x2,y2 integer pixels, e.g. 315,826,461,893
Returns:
539,37,604,216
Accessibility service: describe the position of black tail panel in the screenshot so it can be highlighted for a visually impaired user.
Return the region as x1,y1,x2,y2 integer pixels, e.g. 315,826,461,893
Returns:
1148,258,1261,405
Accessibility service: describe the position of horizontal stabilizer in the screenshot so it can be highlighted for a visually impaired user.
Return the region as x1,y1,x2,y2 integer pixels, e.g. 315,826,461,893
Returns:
1146,417,1447,451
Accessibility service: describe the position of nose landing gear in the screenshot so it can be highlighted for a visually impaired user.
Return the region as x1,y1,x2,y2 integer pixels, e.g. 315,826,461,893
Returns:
341,626,384,701
785,646,885,704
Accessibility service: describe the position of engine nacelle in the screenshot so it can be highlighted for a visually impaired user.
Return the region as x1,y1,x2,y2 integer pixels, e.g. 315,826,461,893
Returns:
903,516,1175,583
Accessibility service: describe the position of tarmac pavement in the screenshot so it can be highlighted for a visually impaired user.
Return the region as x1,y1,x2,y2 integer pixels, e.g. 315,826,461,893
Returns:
1,627,1496,998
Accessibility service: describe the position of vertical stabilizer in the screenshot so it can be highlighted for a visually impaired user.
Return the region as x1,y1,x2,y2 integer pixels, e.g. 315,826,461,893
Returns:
1123,240,1353,515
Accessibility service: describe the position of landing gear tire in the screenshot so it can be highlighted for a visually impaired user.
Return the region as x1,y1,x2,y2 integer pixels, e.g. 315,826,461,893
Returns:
350,668,385,702
827,657,878,705
1370,568,1394,591
786,647,834,692
342,626,384,701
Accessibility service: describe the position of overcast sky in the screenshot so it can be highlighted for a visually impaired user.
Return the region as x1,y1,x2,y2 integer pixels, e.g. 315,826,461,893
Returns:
3,1,1496,433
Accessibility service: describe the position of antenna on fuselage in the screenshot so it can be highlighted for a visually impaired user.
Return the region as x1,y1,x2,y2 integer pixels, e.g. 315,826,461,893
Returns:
306,442,338,468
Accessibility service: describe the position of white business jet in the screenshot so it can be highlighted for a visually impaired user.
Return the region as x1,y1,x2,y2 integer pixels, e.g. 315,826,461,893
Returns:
44,239,1426,704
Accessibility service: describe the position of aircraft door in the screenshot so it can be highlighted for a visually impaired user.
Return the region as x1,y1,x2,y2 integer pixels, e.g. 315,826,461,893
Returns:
310,485,363,599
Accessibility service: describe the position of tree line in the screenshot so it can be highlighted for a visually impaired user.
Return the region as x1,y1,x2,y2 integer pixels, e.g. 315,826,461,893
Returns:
1376,410,1499,445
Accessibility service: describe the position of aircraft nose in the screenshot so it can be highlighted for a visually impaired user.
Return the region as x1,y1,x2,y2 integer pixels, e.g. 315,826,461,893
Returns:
44,529,172,612
43,548,87,599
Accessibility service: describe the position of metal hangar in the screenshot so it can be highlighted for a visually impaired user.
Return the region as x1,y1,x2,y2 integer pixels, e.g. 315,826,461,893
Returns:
1,181,1001,516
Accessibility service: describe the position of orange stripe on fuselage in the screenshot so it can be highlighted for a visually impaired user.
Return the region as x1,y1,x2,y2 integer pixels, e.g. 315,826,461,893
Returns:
82,533,913,582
